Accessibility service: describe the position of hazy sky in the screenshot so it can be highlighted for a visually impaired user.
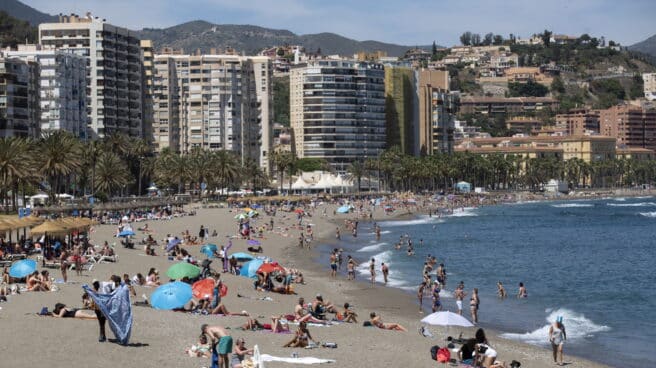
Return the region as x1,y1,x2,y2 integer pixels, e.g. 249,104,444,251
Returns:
23,0,656,46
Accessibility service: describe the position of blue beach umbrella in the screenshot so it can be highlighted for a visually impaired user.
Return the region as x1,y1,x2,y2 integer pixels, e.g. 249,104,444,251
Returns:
150,281,193,310
118,230,135,237
336,205,351,214
240,259,264,278
166,238,181,252
201,244,218,257
231,252,255,261
9,259,37,278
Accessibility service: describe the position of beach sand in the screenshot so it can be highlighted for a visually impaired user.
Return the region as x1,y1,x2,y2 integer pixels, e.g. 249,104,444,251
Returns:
0,205,610,368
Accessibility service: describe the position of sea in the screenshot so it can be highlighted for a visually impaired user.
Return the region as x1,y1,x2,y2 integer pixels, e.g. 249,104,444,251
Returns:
319,196,656,368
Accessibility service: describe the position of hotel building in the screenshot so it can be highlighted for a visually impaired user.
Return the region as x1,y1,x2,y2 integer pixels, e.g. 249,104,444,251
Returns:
0,56,40,137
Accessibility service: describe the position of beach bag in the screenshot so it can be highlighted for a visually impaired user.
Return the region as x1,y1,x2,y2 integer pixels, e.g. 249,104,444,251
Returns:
437,348,451,363
430,345,440,360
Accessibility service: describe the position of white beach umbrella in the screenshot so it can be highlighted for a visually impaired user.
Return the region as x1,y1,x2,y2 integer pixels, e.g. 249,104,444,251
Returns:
421,311,474,327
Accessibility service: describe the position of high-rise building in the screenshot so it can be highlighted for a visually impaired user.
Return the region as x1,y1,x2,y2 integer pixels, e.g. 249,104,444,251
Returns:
140,40,155,143
290,60,386,173
384,67,417,155
555,108,600,136
599,104,656,151
6,45,87,138
39,13,143,138
0,56,40,138
417,69,457,155
152,54,272,170
643,73,656,101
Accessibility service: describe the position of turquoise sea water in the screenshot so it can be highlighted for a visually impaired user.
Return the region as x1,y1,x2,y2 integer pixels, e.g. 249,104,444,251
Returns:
321,196,656,368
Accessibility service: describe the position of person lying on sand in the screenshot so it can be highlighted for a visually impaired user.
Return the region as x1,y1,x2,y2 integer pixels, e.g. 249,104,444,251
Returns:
241,316,290,333
51,303,98,319
369,312,407,332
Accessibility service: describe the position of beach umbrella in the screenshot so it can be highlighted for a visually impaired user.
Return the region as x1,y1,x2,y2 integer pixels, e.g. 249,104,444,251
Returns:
9,259,37,278
231,252,255,261
247,239,261,246
421,311,474,327
166,238,181,252
29,221,69,236
240,259,264,278
257,262,285,274
201,244,218,257
243,207,253,212
192,278,215,300
118,229,135,237
150,281,193,310
234,213,248,220
294,208,304,214
336,206,350,214
166,262,200,280
247,210,258,218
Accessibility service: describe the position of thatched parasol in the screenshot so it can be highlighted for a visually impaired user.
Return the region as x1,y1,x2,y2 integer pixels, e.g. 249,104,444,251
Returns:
29,221,70,236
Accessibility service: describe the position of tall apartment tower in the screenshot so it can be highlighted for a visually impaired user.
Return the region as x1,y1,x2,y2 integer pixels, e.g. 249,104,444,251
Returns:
416,69,457,156
384,67,417,155
140,40,155,143
6,45,88,138
0,56,40,138
39,13,143,138
290,60,386,173
599,104,656,151
152,54,272,170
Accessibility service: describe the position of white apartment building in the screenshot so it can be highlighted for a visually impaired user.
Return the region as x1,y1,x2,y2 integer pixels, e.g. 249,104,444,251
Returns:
643,73,656,101
39,13,143,138
0,57,40,138
290,60,386,173
6,45,87,138
152,54,273,171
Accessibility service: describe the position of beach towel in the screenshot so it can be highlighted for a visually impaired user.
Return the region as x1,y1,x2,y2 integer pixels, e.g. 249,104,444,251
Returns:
260,354,335,364
82,284,132,345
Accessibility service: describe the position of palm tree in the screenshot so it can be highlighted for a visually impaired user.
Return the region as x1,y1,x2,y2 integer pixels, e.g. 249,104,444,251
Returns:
270,150,296,193
38,131,82,201
347,160,365,192
94,152,130,197
214,150,240,195
0,138,34,212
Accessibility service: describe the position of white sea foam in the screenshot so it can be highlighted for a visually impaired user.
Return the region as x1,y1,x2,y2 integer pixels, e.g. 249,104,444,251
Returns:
501,308,610,345
357,242,388,252
607,202,656,207
355,250,408,287
613,197,627,201
381,218,438,227
640,211,656,218
446,207,479,217
551,203,593,208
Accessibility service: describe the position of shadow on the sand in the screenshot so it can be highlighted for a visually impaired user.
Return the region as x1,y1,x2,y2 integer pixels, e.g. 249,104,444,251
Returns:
107,339,149,347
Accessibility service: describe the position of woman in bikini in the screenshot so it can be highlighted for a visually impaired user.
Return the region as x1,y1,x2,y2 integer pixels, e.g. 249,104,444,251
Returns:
369,312,407,332
52,303,98,319
283,321,315,348
470,288,480,324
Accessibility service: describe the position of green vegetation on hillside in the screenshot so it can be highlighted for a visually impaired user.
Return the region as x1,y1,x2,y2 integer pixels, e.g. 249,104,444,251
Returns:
0,11,37,48
273,76,290,126
507,80,549,97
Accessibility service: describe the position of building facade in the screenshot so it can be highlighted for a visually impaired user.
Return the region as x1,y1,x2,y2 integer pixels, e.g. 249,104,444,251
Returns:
152,54,272,170
140,40,154,143
417,69,456,155
290,60,386,173
459,96,559,115
0,57,40,138
6,45,87,138
39,13,143,138
555,108,600,136
643,73,656,101
384,67,416,155
599,105,656,151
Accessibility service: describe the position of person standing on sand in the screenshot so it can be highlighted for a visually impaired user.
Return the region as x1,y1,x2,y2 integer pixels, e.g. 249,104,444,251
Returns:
470,288,480,324
335,227,341,240
518,282,528,298
202,324,233,368
347,256,357,281
59,247,69,283
329,251,337,278
369,258,376,284
417,282,426,312
549,316,567,366
381,262,389,285
431,282,442,312
455,284,466,315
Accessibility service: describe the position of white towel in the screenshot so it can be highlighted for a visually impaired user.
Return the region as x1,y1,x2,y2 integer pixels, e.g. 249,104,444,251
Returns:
259,354,335,364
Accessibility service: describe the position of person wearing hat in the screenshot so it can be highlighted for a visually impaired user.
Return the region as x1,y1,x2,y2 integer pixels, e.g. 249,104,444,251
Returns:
549,316,567,365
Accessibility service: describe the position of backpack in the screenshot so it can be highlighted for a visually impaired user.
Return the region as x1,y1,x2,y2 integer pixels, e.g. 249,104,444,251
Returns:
430,345,440,360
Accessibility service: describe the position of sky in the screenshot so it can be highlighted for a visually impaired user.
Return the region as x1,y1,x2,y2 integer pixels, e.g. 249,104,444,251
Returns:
23,0,656,47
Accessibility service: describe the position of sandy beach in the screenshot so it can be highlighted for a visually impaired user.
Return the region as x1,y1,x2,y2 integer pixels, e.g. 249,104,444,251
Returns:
0,202,611,368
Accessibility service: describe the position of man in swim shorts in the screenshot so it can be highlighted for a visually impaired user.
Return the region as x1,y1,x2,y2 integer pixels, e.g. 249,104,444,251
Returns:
202,324,233,368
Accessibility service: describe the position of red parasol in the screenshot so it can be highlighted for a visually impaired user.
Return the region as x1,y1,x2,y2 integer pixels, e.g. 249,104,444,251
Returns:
294,209,304,214
257,262,285,274
192,278,227,300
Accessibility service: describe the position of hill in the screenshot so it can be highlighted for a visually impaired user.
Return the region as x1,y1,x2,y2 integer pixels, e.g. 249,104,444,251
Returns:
629,34,656,59
137,20,418,56
0,11,38,48
0,0,57,26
